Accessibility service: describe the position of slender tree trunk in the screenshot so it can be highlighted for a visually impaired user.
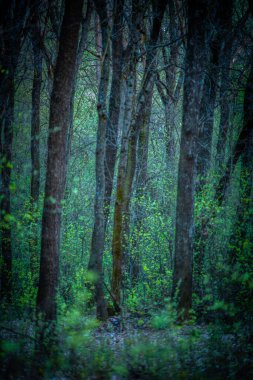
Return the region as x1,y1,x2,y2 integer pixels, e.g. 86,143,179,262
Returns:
131,84,154,282
215,1,233,165
194,1,233,294
30,23,42,203
36,0,83,326
172,0,209,320
104,0,124,227
29,10,43,280
67,0,92,160
95,13,102,85
88,0,110,321
111,65,136,306
111,0,166,306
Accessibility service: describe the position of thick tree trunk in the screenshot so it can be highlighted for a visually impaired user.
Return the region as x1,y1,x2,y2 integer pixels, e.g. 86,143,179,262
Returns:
88,0,110,321
36,0,83,324
104,0,124,227
172,0,209,320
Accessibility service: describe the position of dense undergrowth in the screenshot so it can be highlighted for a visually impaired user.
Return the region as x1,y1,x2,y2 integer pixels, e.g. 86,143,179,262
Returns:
1,280,253,380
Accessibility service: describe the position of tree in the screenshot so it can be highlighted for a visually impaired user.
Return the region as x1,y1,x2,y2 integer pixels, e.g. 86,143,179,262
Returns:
104,0,124,226
36,0,83,325
88,0,110,321
111,0,167,306
172,0,210,320
30,3,43,204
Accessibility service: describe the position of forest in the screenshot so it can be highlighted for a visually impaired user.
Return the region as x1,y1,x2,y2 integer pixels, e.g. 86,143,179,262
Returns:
0,0,253,378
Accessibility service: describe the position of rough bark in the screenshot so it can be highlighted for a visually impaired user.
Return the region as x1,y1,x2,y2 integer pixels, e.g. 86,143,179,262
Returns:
36,0,83,324
104,0,124,227
88,0,110,321
172,0,210,320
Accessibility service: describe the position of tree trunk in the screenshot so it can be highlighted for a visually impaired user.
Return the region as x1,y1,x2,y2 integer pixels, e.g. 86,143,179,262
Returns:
131,84,154,282
67,0,92,160
111,65,136,306
88,0,110,321
111,0,166,306
215,1,233,165
172,0,210,320
29,8,43,281
194,0,233,295
36,0,83,325
30,16,43,204
104,0,124,227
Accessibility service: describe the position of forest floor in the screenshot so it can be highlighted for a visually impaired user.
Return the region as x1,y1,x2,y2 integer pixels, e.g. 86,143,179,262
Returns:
1,311,252,379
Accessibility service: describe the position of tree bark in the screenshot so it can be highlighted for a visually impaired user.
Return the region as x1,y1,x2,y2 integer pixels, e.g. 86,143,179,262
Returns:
36,0,83,324
104,0,124,227
88,0,110,321
111,65,136,306
172,0,210,320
